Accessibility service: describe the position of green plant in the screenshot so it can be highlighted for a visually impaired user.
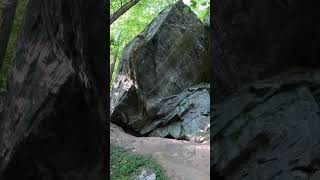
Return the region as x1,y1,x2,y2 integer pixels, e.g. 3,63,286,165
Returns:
110,145,168,180
0,0,29,92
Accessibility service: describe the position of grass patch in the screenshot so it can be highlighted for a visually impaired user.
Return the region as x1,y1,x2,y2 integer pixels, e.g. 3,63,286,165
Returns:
0,0,29,93
110,145,168,180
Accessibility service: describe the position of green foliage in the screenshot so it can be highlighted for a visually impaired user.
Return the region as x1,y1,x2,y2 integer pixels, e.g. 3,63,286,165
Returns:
0,0,29,93
110,0,210,89
110,0,131,15
110,145,168,180
188,0,210,21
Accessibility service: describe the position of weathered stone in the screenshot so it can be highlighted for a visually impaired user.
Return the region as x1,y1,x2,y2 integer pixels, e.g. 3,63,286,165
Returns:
0,0,107,179
0,95,3,114
212,0,320,178
132,168,156,180
310,172,320,180
213,0,318,101
212,71,320,180
111,0,210,134
148,83,210,142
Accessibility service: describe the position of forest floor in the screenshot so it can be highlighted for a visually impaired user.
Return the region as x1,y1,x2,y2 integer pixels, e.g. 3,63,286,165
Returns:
110,123,210,180
110,145,168,180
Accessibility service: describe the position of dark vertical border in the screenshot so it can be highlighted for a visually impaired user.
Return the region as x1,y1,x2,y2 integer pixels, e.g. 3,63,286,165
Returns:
210,0,214,178
210,0,225,179
106,0,111,179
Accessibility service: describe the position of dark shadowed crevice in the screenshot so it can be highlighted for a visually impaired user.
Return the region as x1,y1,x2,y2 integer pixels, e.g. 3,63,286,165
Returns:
164,134,175,139
211,167,226,180
2,78,105,179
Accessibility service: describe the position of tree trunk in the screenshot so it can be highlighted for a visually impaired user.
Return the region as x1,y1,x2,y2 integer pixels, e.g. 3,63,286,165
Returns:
110,31,123,80
110,57,116,79
0,0,18,69
110,0,141,25
0,0,107,179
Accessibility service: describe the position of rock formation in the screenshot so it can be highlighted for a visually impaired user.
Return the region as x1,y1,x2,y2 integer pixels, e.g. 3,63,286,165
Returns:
110,0,210,142
212,1,320,179
213,0,318,101
212,70,320,180
0,0,107,179
148,83,210,142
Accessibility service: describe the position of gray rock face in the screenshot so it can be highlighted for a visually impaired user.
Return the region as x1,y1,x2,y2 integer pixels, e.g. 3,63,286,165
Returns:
111,0,210,135
0,95,3,115
132,169,156,180
148,83,210,142
213,0,319,101
212,70,320,180
212,1,320,179
0,0,107,179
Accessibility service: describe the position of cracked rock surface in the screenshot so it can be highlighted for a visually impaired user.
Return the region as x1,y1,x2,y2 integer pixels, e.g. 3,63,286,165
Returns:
212,1,320,179
212,70,320,180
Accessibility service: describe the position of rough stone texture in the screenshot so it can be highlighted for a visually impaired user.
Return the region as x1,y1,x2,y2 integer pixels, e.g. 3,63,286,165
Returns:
213,0,318,101
212,1,320,179
132,169,156,180
148,83,210,142
212,70,320,180
0,94,3,111
0,0,107,179
110,0,210,135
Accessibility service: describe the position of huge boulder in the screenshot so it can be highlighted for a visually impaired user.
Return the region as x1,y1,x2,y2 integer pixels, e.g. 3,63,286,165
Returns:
111,1,210,134
212,70,320,180
213,0,319,101
0,0,107,179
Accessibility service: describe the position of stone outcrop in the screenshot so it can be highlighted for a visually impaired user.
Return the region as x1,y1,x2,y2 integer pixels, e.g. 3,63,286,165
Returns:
212,1,320,179
213,0,318,101
148,83,210,142
212,70,320,180
110,0,210,138
0,0,107,179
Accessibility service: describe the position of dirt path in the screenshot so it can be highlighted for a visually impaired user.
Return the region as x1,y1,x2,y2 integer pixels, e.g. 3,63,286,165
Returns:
110,123,210,180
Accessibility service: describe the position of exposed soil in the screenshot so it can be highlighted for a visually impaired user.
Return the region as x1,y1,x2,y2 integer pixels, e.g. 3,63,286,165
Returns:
110,123,210,180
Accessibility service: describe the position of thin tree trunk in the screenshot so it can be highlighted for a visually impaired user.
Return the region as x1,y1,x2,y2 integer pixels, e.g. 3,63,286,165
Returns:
110,0,141,25
110,31,123,79
110,57,115,79
0,0,18,69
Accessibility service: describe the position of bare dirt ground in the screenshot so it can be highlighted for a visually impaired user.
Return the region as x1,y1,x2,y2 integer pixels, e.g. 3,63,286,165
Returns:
110,123,210,180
